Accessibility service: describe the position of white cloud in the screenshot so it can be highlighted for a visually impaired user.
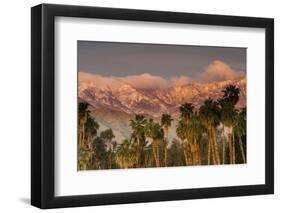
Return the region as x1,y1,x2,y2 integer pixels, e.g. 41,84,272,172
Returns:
120,73,170,89
199,60,245,83
79,60,245,89
171,76,193,87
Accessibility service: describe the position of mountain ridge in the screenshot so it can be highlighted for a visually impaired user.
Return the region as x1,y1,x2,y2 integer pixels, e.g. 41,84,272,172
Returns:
79,73,246,118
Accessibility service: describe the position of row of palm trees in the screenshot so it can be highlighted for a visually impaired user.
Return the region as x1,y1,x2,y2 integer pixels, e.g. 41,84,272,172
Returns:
78,85,246,170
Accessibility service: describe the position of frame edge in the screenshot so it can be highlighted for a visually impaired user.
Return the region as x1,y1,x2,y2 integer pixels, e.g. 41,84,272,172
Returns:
31,4,43,208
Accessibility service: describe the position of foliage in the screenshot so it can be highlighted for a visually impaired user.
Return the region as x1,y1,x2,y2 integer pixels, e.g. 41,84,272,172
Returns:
77,84,246,170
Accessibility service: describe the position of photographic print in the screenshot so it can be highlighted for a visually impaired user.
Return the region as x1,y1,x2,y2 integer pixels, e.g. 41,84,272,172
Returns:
78,41,246,170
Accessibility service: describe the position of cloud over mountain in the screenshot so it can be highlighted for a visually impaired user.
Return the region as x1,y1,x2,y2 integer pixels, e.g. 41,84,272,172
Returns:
199,60,245,83
79,60,245,89
120,73,170,89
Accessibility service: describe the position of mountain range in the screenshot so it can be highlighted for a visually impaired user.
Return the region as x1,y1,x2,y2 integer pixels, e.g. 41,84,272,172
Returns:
78,72,246,142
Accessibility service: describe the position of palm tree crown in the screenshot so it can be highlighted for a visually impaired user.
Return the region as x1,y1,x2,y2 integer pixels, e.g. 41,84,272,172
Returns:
161,114,173,129
199,98,220,127
222,85,240,106
179,102,194,121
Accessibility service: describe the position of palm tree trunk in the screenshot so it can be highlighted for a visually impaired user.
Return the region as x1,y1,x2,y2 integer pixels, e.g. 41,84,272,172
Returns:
164,142,168,166
210,137,216,165
156,143,160,167
81,122,85,145
196,143,201,165
232,134,236,164
212,128,220,165
239,137,246,163
136,140,142,167
187,144,193,165
208,128,217,165
192,143,198,165
194,139,201,165
164,129,168,167
79,127,82,146
108,151,112,169
228,134,233,164
183,144,188,166
222,138,225,164
222,124,225,164
152,141,160,167
81,115,87,146
192,151,196,165
152,142,157,167
207,140,211,165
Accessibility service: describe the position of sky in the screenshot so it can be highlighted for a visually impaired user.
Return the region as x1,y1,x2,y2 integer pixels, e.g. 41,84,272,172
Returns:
78,41,246,86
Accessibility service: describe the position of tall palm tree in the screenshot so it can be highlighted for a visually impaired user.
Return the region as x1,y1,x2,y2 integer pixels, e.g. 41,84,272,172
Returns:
78,102,97,170
177,103,194,166
100,129,115,169
143,144,154,168
84,117,99,168
199,98,221,165
218,99,237,164
176,119,192,165
187,113,204,165
78,102,90,146
168,139,185,166
161,113,173,166
78,144,91,170
145,119,164,167
85,117,99,149
221,85,240,164
234,107,246,163
92,136,109,169
129,114,147,167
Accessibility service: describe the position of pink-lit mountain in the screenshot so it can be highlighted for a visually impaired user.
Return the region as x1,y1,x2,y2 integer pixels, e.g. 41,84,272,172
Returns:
79,72,246,117
78,72,246,142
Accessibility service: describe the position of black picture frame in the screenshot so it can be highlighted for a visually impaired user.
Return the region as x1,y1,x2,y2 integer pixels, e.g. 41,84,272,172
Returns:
31,3,274,209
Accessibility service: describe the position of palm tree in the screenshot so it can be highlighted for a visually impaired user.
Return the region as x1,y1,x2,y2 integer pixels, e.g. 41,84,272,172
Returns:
116,139,137,169
78,102,99,170
234,107,246,163
100,129,115,169
176,119,191,165
177,103,194,166
129,114,147,167
218,99,237,164
83,117,99,168
199,98,221,165
145,119,164,167
187,114,204,165
221,85,240,164
222,85,240,105
161,113,173,166
143,144,154,168
85,117,99,149
78,144,91,170
92,136,108,169
168,139,185,166
78,102,90,146
179,103,194,122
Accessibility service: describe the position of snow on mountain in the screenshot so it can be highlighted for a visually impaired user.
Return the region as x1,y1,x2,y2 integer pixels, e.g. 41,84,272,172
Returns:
79,72,246,142
79,72,246,118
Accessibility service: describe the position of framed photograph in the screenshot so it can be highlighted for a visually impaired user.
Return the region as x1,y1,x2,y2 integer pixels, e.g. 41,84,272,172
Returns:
31,4,274,209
